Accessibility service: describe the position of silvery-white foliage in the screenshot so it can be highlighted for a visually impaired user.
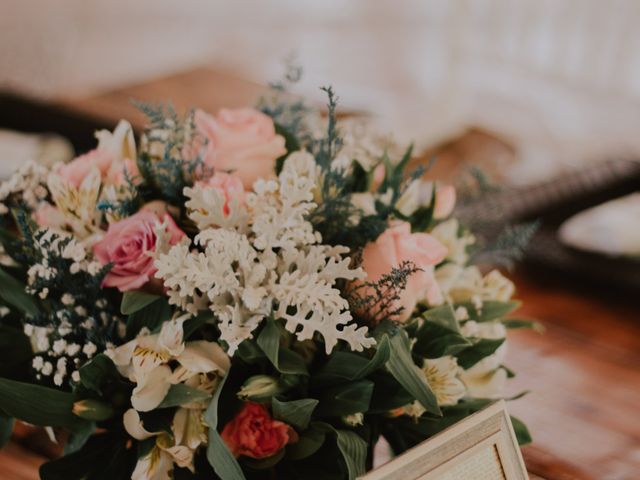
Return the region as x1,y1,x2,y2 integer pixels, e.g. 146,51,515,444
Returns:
155,152,374,355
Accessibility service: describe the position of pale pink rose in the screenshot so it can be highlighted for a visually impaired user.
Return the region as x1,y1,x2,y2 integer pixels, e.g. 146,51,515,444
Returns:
54,149,139,188
93,211,185,292
195,108,286,189
54,149,114,188
359,221,447,322
198,172,246,216
433,185,456,219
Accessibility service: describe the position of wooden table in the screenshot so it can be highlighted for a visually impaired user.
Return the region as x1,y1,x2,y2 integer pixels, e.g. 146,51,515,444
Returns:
2,67,639,479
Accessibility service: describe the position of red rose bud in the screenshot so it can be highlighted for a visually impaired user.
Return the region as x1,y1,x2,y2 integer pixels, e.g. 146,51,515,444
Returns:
221,402,298,459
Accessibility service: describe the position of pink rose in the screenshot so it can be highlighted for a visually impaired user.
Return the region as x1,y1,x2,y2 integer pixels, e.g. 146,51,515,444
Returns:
433,185,456,219
221,403,297,459
359,221,447,322
198,172,246,216
195,108,286,189
93,211,184,292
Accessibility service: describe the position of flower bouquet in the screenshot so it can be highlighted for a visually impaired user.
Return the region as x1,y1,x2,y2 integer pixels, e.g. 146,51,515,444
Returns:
0,77,534,480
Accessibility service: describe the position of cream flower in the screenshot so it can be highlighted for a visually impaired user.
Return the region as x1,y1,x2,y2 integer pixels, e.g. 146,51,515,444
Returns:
459,321,508,398
482,270,515,301
431,219,475,265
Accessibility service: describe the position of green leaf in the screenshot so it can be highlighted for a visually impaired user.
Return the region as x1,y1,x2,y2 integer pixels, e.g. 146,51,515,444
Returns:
272,397,318,431
0,267,39,316
316,380,374,417
423,305,460,332
78,354,122,395
313,336,390,387
0,413,14,448
462,300,521,322
125,296,172,339
315,423,367,480
456,338,505,369
502,318,544,332
0,377,86,430
413,319,471,359
386,331,441,416
120,291,161,315
257,318,308,375
64,421,96,454
183,311,214,339
158,384,211,409
0,325,32,371
72,399,115,421
285,426,326,461
40,432,133,480
510,415,532,445
204,370,245,480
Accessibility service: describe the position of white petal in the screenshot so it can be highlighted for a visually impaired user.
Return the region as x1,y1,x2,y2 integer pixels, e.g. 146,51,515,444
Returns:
123,408,161,440
158,315,188,357
131,445,173,480
132,365,172,412
176,341,230,375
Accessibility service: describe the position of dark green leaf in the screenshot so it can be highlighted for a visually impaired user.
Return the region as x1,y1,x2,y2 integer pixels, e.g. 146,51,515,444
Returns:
0,267,39,316
315,423,367,480
183,311,214,339
78,354,122,395
158,384,211,409
204,370,245,480
242,449,285,470
456,338,505,369
423,305,460,332
120,291,161,315
272,397,318,431
413,320,471,359
386,331,441,416
64,421,96,454
313,337,390,387
125,296,172,339
257,318,307,375
0,377,86,430
510,415,532,445
316,380,374,417
285,426,326,460
0,325,32,371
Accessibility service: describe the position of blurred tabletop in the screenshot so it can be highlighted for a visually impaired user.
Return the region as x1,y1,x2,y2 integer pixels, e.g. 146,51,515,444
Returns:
2,67,640,480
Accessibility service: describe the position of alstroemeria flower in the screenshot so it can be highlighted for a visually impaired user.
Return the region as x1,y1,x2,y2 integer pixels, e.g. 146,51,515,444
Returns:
107,316,229,412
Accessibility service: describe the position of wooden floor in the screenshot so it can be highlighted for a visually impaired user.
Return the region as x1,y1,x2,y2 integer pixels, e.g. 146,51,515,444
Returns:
2,68,639,479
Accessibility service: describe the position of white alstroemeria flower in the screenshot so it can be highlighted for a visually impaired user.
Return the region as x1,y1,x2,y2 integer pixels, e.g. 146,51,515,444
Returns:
123,408,162,440
108,315,229,412
131,437,174,480
396,179,421,217
47,168,101,238
131,364,173,412
404,356,466,418
95,120,136,164
422,356,466,406
459,321,508,398
481,270,515,302
435,264,484,304
172,407,208,450
431,219,475,265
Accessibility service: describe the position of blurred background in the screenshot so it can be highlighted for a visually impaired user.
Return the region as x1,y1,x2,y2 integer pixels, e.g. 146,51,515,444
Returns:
0,1,639,479
4,0,640,182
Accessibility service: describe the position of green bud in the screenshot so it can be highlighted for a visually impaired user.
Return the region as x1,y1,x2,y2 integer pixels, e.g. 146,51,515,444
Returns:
72,399,115,421
237,375,280,401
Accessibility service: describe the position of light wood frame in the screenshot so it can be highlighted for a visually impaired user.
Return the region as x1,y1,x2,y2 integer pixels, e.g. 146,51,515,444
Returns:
360,400,528,480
